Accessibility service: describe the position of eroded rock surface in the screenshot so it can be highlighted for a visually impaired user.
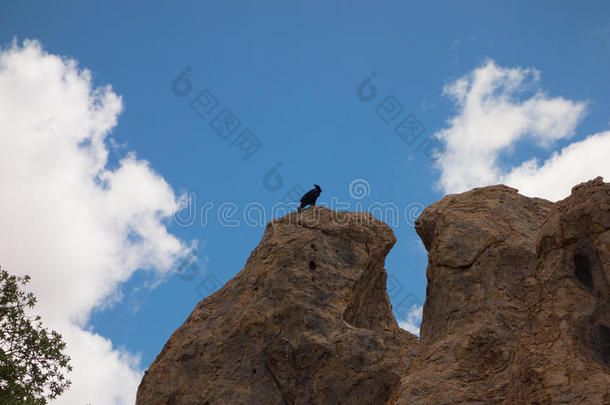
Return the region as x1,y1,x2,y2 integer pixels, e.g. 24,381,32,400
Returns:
137,178,610,405
396,178,610,404
505,177,610,404
136,208,417,405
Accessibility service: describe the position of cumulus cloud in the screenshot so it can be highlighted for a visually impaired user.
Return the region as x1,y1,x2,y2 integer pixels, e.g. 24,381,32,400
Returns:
433,59,609,201
398,305,423,337
501,131,610,201
0,39,189,404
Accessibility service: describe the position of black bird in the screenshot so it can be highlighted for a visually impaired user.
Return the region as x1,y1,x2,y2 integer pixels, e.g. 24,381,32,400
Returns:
298,184,322,212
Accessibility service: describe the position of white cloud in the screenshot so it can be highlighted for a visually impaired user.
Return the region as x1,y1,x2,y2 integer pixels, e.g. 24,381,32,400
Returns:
0,39,189,404
398,305,423,337
433,59,607,201
502,131,610,201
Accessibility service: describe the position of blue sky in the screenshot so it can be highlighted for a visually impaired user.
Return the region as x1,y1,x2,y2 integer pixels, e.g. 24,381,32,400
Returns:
1,1,609,403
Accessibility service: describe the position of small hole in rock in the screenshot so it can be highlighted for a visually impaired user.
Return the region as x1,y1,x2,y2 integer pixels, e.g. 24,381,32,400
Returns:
252,368,257,374
309,261,316,270
311,244,316,250
574,254,593,289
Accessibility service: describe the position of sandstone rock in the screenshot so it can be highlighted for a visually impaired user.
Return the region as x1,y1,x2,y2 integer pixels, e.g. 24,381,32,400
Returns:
137,178,610,405
395,178,610,404
396,185,553,404
136,208,417,405
506,177,610,404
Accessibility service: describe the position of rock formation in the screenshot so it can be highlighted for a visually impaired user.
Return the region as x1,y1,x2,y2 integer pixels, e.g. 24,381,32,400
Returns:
136,178,610,404
136,208,418,404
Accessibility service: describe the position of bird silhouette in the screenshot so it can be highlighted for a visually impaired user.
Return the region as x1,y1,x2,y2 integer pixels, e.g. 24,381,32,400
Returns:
298,184,322,212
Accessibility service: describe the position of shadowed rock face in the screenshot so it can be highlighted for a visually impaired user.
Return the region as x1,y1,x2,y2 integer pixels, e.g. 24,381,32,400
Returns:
137,178,610,405
136,208,417,405
504,177,610,404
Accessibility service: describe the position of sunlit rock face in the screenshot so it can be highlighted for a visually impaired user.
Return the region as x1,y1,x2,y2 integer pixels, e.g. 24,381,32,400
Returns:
137,178,610,405
397,177,610,405
136,207,417,405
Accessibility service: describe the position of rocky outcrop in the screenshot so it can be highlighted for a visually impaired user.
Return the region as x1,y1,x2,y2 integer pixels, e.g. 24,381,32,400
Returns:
136,178,610,405
395,184,553,404
506,177,610,404
136,208,417,405
397,177,610,404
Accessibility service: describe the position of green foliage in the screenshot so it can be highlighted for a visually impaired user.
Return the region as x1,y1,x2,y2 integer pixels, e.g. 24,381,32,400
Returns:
0,267,72,404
